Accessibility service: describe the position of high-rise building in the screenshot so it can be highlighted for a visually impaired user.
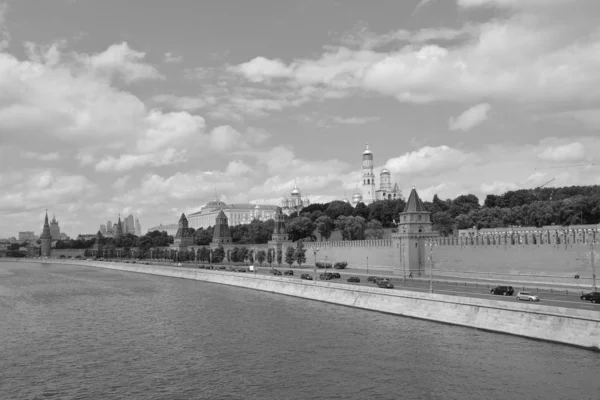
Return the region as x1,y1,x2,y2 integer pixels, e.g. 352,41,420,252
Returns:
126,214,135,234
50,214,60,240
107,221,113,233
100,224,107,234
135,218,142,236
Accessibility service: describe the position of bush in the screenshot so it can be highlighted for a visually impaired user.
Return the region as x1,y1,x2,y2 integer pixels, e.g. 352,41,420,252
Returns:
334,261,348,269
315,261,333,269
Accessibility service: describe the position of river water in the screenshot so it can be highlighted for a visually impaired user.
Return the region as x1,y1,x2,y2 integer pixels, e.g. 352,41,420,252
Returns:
0,261,598,400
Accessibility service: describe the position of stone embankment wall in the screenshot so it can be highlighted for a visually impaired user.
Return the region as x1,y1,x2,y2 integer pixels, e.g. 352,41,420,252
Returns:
28,259,600,351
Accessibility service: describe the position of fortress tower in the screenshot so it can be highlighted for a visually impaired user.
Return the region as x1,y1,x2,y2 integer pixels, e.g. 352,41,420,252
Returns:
392,188,437,277
172,213,194,248
361,144,376,205
268,206,293,266
40,211,52,257
211,209,232,246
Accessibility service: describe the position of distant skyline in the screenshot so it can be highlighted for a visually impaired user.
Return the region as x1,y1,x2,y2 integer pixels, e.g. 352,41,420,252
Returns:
1,0,599,237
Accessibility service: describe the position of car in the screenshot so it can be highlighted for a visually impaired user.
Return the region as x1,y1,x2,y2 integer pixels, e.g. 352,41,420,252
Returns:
377,281,394,289
270,269,282,276
319,273,333,280
580,291,600,301
516,292,540,302
490,286,514,296
582,292,600,304
375,277,390,283
331,272,341,279
347,276,360,283
367,276,379,283
238,269,246,273
198,266,205,269
284,270,294,276
301,274,313,280
218,266,226,270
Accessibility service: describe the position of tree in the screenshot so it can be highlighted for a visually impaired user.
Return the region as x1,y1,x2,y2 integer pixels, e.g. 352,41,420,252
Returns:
324,200,354,221
267,249,274,267
276,248,282,265
231,247,240,262
212,245,225,263
284,246,295,267
286,217,316,242
365,219,384,239
198,247,210,262
335,215,367,240
432,211,454,236
353,202,370,220
294,241,307,267
256,250,266,266
315,215,334,240
195,228,213,245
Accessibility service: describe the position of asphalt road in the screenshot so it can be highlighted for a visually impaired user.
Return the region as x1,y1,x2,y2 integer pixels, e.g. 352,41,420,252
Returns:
126,261,600,313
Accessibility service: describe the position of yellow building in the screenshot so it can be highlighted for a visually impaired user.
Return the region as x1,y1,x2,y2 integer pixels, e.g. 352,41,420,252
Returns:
187,200,279,230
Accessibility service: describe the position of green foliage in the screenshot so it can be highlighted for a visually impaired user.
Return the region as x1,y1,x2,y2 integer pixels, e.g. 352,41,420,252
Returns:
212,245,225,263
294,241,307,266
284,246,295,267
365,219,384,239
276,248,282,265
256,250,266,266
286,216,316,242
334,215,367,240
315,215,334,240
333,261,348,269
194,227,213,245
315,261,332,269
267,248,274,267
324,201,355,221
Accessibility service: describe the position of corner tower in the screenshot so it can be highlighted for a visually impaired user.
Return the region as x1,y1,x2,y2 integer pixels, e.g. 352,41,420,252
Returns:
392,187,437,277
361,144,376,205
211,209,232,246
40,211,52,257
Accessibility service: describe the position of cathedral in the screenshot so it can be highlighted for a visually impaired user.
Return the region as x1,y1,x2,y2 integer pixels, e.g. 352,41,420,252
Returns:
352,144,402,206
281,183,310,215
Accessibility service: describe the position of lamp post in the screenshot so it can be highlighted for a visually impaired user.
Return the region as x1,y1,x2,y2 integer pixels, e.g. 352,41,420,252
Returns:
366,256,369,275
313,248,319,281
589,239,597,292
428,241,434,294
398,242,406,282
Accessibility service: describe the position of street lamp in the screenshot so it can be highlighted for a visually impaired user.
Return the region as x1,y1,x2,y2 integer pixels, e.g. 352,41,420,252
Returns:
587,238,597,292
427,241,435,294
313,248,319,281
398,242,406,282
367,256,369,275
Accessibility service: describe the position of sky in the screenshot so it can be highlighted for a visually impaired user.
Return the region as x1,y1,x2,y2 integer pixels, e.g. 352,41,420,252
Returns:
1,0,599,238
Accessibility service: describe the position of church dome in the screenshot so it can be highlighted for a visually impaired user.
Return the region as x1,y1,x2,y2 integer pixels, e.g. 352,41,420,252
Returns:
380,168,390,175
362,144,372,156
291,184,301,196
342,198,349,204
352,191,363,203
254,204,261,209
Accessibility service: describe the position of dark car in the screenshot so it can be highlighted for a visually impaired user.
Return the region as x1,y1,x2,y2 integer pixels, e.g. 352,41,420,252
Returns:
367,276,379,283
301,274,313,280
490,286,514,296
238,268,246,273
198,265,205,269
271,269,282,276
347,276,360,283
580,291,600,301
218,266,226,270
284,270,294,276
319,273,334,280
331,272,341,279
377,281,394,289
581,292,600,303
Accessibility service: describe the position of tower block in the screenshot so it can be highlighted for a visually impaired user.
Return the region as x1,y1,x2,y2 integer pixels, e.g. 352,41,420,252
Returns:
40,211,52,257
392,188,438,277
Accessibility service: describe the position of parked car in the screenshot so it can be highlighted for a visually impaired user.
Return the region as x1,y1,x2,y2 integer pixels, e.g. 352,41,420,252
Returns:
238,268,247,273
319,273,334,280
377,280,394,289
490,286,514,295
516,292,540,302
198,266,205,269
367,276,379,283
347,276,360,283
270,269,282,276
284,270,294,276
580,291,600,301
218,266,226,270
581,292,600,303
301,274,313,280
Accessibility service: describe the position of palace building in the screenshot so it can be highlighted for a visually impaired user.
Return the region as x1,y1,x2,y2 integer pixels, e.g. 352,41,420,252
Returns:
187,200,280,230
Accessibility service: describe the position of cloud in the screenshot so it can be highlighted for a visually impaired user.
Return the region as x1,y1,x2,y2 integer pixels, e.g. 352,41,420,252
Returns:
385,145,470,175
112,175,131,190
79,42,164,84
0,3,9,50
152,94,207,111
95,148,185,172
230,2,600,110
332,115,380,124
449,103,491,131
208,125,270,152
480,180,519,194
164,52,183,63
21,151,60,161
537,142,585,162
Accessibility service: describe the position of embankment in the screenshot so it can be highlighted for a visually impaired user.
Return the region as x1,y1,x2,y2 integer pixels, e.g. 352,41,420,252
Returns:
9,259,600,351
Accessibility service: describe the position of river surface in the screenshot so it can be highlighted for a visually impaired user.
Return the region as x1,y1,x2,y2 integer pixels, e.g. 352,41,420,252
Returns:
1,261,598,400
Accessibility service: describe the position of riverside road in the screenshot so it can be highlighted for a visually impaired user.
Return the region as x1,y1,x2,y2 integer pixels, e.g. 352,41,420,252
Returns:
134,260,600,312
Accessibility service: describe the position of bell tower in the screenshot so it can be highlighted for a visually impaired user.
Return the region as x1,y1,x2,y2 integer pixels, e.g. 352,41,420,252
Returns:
40,210,52,257
361,144,376,205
